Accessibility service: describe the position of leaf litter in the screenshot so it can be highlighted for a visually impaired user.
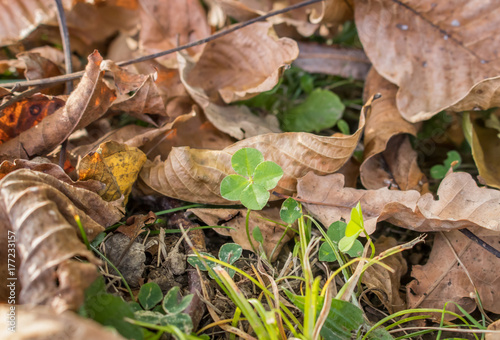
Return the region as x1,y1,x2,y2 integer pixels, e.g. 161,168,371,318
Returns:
0,0,500,338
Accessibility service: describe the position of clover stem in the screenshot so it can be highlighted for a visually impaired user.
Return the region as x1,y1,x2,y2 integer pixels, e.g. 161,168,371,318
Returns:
245,208,258,254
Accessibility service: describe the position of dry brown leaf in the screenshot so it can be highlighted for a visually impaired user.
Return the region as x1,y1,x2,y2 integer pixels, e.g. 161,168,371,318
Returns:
184,22,299,104
0,305,126,340
362,236,407,313
189,207,294,261
298,171,500,235
0,51,116,159
486,319,500,340
471,120,500,189
407,228,500,317
179,52,282,140
102,61,167,127
354,0,500,122
214,0,320,36
294,42,370,80
0,0,71,46
0,94,65,144
17,52,64,95
138,0,210,67
309,0,354,25
139,101,366,204
0,169,123,312
78,141,146,203
70,110,195,158
361,69,426,192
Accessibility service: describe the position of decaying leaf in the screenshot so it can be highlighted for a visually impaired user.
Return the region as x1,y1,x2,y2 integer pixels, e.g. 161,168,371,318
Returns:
355,0,500,122
0,305,126,340
0,51,116,159
362,236,407,313
361,68,425,192
0,169,123,312
470,119,500,189
0,94,65,144
189,207,294,261
184,21,299,104
138,0,210,66
78,141,147,203
294,42,370,80
139,100,366,204
17,52,65,95
298,171,500,235
407,228,500,317
309,0,354,26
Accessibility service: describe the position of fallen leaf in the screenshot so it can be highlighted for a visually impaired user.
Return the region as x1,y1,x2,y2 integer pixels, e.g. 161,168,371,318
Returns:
294,42,370,80
471,119,500,189
361,68,425,192
17,52,65,95
0,51,116,159
102,60,168,126
354,0,500,122
78,141,147,203
0,94,65,144
138,0,210,66
189,207,294,261
309,0,354,25
219,0,321,36
0,305,126,340
184,21,299,104
178,50,282,140
297,171,500,235
407,228,500,317
139,99,366,204
362,236,407,313
0,169,123,312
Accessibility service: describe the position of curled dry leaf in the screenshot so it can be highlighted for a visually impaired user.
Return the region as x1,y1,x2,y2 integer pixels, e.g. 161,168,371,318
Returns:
70,110,195,158
0,169,123,312
184,21,299,104
0,51,116,159
470,119,500,190
139,99,367,205
138,0,210,66
78,141,147,203
0,0,72,46
214,0,319,36
309,0,354,25
179,51,282,140
0,94,65,144
0,305,126,340
355,0,500,122
407,228,500,317
298,171,500,235
189,207,294,261
294,42,371,80
17,52,64,95
102,60,168,127
362,236,407,313
361,69,426,192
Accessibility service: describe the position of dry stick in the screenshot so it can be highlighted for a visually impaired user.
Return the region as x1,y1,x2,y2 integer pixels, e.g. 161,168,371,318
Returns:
0,0,324,90
54,0,73,168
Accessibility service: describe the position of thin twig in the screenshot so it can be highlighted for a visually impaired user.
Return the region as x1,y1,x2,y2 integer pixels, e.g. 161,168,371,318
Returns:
0,0,324,90
55,0,73,168
459,228,500,259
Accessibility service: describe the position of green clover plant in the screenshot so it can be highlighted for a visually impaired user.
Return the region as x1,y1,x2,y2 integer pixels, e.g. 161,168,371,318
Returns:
187,243,243,279
220,148,283,210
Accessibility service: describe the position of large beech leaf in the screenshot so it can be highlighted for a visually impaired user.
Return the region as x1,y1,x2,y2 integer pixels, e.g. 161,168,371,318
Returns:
139,98,367,205
0,51,116,159
298,171,500,235
0,305,126,340
361,69,426,192
0,169,123,311
355,0,500,122
407,228,500,317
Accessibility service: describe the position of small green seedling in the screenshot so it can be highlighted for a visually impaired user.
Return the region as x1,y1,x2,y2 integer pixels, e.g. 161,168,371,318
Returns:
430,150,461,179
339,202,365,253
187,243,243,279
319,221,363,262
134,282,194,334
220,148,283,210
280,197,302,224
